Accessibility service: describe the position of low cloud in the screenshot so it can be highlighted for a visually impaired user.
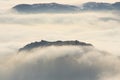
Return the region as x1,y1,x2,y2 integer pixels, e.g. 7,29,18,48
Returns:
0,46,120,80
0,11,120,55
99,17,120,22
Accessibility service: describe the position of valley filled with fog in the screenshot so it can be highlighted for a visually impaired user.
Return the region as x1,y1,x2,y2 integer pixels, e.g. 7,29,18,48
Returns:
0,5,120,80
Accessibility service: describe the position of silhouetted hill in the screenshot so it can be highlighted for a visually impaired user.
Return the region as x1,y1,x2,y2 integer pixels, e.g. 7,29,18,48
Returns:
82,2,112,11
19,40,93,52
82,2,120,11
112,2,120,10
12,2,120,13
13,3,79,13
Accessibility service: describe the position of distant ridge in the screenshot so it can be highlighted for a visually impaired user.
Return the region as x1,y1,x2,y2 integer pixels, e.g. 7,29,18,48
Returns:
12,2,120,13
19,40,93,52
12,3,79,13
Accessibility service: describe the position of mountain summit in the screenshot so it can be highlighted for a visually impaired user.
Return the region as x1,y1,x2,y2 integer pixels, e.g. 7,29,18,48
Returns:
13,3,79,13
19,40,93,52
12,2,120,13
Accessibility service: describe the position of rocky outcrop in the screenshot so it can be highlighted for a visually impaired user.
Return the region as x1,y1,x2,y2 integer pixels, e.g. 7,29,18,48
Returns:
19,40,93,52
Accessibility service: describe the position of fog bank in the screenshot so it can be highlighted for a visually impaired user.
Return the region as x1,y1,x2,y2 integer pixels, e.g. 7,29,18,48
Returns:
0,46,120,80
0,12,120,55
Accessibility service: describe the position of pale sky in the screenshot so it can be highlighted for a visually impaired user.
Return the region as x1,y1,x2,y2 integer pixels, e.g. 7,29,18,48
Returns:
0,0,120,9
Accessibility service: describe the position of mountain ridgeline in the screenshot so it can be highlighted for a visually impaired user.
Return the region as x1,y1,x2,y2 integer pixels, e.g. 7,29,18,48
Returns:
12,2,120,13
19,40,93,52
13,3,79,13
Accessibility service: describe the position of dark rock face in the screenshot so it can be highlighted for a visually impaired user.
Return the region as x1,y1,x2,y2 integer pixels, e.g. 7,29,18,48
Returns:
19,40,93,52
12,2,120,13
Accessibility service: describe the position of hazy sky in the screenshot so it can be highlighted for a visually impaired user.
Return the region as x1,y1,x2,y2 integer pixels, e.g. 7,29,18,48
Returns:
0,0,120,9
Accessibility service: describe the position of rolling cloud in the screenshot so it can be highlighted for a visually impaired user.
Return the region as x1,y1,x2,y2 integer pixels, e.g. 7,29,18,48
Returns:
0,11,120,55
0,46,120,80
